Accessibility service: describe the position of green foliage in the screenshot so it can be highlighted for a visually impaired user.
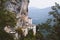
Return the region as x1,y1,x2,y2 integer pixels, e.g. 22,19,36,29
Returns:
0,10,17,28
0,0,17,28
0,0,7,10
24,29,36,40
36,19,53,40
48,2,60,40
0,1,60,40
0,0,16,40
36,31,44,40
0,29,14,40
36,5,59,39
27,29,34,38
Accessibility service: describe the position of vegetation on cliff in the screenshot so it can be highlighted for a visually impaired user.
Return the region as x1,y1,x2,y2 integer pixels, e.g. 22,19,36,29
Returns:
0,0,60,40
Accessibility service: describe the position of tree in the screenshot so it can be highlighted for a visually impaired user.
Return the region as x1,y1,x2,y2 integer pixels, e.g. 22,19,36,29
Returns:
36,19,52,40
0,0,17,40
48,2,60,40
0,29,14,40
0,0,17,28
16,28,24,40
24,29,36,40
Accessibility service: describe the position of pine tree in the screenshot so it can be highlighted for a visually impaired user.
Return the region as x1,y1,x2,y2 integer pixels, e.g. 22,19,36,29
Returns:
0,0,16,40
49,2,60,40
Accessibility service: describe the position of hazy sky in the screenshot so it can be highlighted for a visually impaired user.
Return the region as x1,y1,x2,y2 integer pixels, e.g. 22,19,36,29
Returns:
29,0,60,9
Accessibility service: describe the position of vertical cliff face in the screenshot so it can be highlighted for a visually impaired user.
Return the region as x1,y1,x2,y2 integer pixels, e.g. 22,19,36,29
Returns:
5,0,29,14
15,0,30,27
5,0,30,27
4,0,36,37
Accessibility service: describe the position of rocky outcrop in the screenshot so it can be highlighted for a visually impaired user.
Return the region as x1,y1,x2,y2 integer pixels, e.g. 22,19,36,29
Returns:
4,0,36,39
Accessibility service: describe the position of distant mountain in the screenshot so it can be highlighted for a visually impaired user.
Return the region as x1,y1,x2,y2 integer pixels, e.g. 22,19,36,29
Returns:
28,7,53,24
